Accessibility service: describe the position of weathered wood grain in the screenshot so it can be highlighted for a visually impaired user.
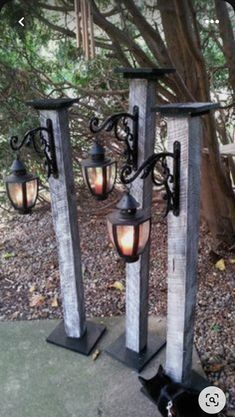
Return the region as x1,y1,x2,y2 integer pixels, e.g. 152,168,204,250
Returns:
39,109,86,338
165,116,202,385
125,79,157,352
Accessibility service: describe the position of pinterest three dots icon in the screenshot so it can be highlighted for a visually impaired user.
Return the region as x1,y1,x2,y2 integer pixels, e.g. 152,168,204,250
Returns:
199,386,226,414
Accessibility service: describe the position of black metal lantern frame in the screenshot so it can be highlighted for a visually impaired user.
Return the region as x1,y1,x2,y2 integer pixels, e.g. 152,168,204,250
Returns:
81,141,117,200
89,105,139,178
107,192,151,263
87,107,180,217
9,119,58,179
121,141,181,217
5,157,39,214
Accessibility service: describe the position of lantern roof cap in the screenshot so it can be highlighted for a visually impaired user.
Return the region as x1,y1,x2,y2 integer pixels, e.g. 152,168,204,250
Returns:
5,156,38,184
89,141,105,158
116,191,140,211
10,156,27,175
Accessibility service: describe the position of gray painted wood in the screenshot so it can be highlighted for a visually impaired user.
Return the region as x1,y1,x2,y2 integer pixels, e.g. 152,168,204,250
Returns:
39,108,86,338
165,115,202,384
125,79,157,352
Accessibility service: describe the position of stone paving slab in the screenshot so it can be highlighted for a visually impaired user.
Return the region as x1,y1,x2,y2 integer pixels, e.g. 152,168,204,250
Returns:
0,317,204,417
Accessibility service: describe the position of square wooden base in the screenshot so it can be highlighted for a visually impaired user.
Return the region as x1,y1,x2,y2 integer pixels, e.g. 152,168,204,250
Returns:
105,332,165,372
46,320,106,356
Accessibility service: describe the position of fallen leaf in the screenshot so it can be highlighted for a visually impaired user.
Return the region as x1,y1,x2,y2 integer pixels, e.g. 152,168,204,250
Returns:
108,281,124,291
30,294,45,307
10,311,20,320
215,258,225,271
92,349,100,361
229,259,235,264
3,252,15,260
51,294,59,308
28,284,36,294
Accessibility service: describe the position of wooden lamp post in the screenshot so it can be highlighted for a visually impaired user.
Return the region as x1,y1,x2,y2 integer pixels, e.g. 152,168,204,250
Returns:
6,98,106,355
82,68,177,371
153,103,220,385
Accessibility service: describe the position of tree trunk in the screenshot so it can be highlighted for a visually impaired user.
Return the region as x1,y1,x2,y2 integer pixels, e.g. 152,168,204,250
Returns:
214,0,235,94
157,0,235,242
89,0,235,242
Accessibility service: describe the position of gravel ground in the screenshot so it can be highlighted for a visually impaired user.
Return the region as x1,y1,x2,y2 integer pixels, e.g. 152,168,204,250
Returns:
0,190,234,413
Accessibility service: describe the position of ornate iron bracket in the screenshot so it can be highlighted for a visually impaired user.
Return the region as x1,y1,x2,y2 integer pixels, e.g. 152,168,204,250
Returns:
9,119,58,178
121,141,181,217
89,105,139,177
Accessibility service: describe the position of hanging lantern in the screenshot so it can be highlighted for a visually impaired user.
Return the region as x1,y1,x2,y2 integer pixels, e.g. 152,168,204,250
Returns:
81,142,117,200
107,191,151,263
5,157,39,214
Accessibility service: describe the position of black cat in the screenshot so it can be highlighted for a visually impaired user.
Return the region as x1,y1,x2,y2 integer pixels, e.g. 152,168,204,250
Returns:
139,365,223,417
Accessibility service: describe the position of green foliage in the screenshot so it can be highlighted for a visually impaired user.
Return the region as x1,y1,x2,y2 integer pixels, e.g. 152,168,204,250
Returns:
0,0,234,210
211,323,221,333
0,0,126,207
194,0,229,89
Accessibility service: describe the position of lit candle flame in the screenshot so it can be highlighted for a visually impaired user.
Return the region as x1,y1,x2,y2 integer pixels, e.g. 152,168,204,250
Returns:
95,171,103,195
119,226,134,256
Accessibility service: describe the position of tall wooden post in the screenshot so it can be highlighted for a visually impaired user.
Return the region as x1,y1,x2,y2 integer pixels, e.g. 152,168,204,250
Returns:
154,103,220,384
27,98,105,355
106,68,175,371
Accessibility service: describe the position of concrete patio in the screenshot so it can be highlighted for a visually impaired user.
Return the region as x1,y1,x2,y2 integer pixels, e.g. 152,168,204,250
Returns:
0,317,205,417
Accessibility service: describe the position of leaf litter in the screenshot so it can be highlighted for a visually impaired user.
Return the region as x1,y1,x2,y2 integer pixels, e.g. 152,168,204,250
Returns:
0,189,234,411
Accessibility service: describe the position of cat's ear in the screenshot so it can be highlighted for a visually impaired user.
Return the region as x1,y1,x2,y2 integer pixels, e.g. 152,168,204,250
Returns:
138,376,147,386
158,364,164,374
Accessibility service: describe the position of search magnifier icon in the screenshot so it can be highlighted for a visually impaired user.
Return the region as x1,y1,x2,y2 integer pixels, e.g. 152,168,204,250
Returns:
199,387,226,414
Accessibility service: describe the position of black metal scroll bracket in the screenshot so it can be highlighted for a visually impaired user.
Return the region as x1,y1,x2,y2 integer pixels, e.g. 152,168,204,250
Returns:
9,119,58,178
89,106,139,176
120,141,181,217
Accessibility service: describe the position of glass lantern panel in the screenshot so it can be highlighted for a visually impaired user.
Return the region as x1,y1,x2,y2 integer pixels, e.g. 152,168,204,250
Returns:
116,225,135,257
138,220,151,253
7,182,24,208
107,219,115,246
87,167,104,196
26,179,38,207
106,163,116,192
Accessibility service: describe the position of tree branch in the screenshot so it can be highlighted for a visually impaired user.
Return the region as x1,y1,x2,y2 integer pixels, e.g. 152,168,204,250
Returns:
90,0,156,67
36,2,74,12
34,13,76,38
121,0,170,66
